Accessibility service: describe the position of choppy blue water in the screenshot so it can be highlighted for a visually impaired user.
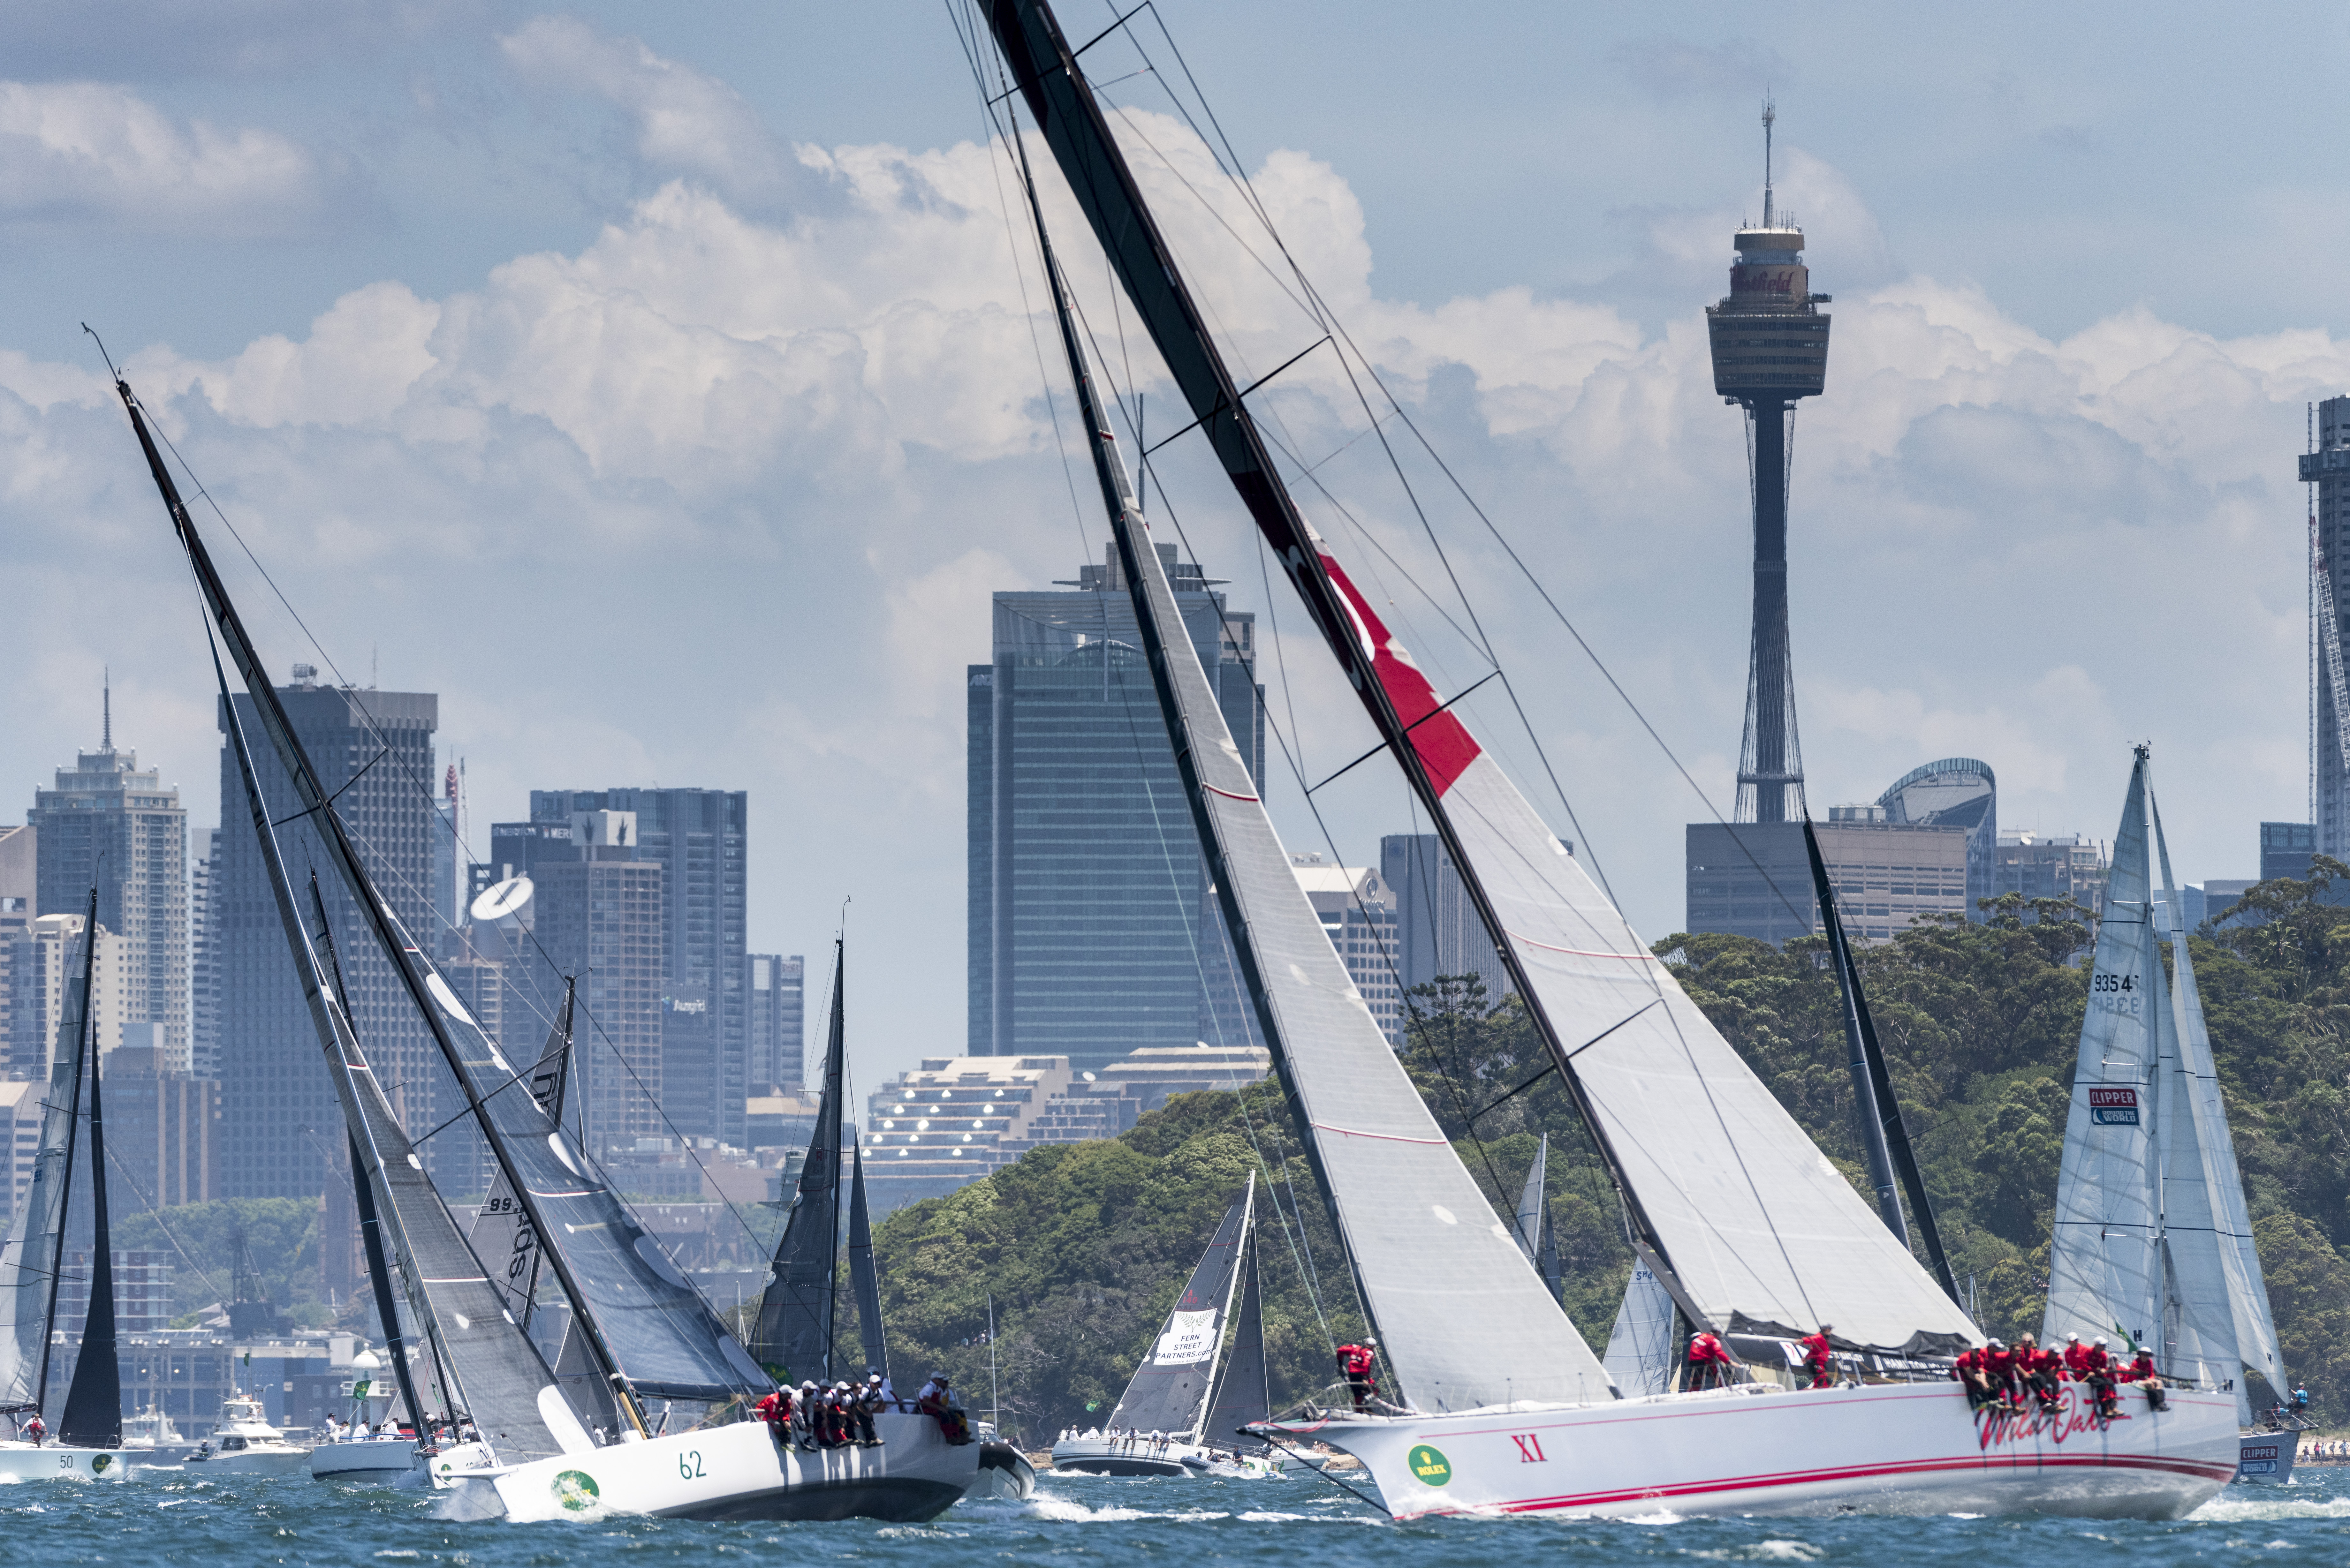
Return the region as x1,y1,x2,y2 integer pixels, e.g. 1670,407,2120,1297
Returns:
15,1459,2350,1565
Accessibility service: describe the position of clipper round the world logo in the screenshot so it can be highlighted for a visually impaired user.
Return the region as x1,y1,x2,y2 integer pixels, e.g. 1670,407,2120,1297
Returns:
2088,1086,2140,1126
1408,1444,1452,1486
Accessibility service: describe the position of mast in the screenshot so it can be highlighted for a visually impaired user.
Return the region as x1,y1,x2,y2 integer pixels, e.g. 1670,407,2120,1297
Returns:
986,0,1707,1326
57,927,120,1450
34,889,100,1419
109,380,652,1423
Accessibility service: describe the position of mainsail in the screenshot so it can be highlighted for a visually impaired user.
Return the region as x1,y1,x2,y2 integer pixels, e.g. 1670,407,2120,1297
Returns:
0,891,98,1422
1513,1136,1549,1263
469,987,576,1327
116,374,761,1413
1107,1184,1250,1441
988,0,1975,1359
753,941,846,1385
1005,136,1610,1410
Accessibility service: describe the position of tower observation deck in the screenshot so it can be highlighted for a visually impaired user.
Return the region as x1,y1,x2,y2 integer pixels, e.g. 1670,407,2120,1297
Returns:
1707,102,1831,824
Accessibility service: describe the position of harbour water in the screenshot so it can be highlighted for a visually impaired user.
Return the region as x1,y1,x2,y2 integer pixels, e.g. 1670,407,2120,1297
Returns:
13,1459,2348,1565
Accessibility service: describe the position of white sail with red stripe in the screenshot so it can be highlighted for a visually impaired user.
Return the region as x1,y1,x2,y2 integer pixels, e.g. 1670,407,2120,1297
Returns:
1319,542,1975,1355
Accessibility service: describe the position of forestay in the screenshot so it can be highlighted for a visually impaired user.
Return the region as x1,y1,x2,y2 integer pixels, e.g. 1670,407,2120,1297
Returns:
2157,795,2282,1416
0,899,95,1415
989,0,1973,1358
1109,1189,1248,1441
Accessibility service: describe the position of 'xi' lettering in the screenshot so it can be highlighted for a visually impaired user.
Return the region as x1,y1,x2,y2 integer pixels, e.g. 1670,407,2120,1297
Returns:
1509,1433,1546,1463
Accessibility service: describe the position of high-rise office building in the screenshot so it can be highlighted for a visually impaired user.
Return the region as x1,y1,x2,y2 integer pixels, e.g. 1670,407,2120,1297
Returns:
1989,831,2111,917
1289,854,1405,1047
967,542,1264,1075
188,829,219,1078
216,670,439,1198
0,826,32,1076
530,809,665,1155
2261,821,2318,883
29,695,188,1068
1380,833,1509,1003
746,953,803,1093
430,763,464,944
4,914,126,1074
526,788,746,1148
2302,398,2350,856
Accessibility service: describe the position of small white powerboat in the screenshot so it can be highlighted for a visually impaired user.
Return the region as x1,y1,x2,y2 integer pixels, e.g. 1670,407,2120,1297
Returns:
187,1392,311,1473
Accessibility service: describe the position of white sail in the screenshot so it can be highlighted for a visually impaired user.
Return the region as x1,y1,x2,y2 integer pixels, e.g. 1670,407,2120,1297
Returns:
1601,1263,1678,1397
1513,1135,1548,1263
0,916,94,1413
2155,809,2283,1419
1316,553,1975,1355
2045,753,2163,1349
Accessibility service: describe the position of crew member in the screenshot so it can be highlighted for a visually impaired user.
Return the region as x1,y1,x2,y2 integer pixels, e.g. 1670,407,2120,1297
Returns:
1951,1343,1994,1409
754,1384,793,1443
23,1412,43,1447
2294,1384,2312,1417
2125,1346,2166,1411
2015,1333,2062,1412
1980,1339,2023,1411
2061,1332,2092,1378
852,1378,883,1446
1336,1340,1379,1411
796,1381,822,1450
1798,1325,1835,1391
916,1372,972,1444
1686,1331,1735,1391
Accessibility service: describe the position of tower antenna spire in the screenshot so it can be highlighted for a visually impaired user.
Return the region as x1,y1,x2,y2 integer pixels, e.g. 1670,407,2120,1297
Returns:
1762,95,1777,229
102,667,111,749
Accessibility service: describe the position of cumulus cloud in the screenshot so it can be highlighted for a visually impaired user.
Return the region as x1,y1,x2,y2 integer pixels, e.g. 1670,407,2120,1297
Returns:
498,15,837,214
0,80,338,235
1,58,2341,1066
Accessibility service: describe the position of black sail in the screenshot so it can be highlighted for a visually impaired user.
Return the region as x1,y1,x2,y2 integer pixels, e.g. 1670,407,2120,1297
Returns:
1200,1224,1269,1452
848,1144,889,1383
57,997,119,1449
753,941,846,1384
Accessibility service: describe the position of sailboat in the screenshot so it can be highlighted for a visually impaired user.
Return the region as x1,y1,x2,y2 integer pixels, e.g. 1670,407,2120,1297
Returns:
981,0,2236,1516
0,888,128,1482
1050,1177,1272,1478
109,376,978,1521
2045,748,2291,1484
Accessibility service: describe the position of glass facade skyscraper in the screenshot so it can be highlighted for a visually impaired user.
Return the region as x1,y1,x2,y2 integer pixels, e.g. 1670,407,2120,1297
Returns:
968,544,1264,1074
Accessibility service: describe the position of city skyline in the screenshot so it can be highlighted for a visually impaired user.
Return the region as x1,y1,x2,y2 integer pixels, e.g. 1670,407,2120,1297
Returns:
3,4,2349,1085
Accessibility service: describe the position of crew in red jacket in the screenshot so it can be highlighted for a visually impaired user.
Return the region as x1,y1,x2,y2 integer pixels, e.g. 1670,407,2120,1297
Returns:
1951,1344,1994,1408
1981,1339,2025,1411
1685,1331,1736,1391
2125,1347,2167,1411
2014,1332,2062,1412
1798,1326,1835,1391
1337,1341,1380,1411
2061,1332,2093,1378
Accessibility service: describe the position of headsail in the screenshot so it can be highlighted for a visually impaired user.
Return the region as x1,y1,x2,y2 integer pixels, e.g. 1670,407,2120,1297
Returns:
847,1143,889,1384
1200,1213,1271,1451
988,0,1976,1358
1601,1263,1678,1398
2155,796,2281,1415
1108,1184,1250,1442
0,890,98,1420
57,1031,120,1449
1513,1136,1549,1263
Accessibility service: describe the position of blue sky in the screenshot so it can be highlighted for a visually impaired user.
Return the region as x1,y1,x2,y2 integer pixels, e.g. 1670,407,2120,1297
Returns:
4,1,2346,1083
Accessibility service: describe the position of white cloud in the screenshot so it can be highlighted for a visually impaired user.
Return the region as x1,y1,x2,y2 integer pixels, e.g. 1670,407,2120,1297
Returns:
0,80,333,234
498,15,831,213
3,45,2345,1072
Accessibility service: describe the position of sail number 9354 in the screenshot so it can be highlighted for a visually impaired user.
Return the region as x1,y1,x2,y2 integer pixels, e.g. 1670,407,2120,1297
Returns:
2090,972,2136,993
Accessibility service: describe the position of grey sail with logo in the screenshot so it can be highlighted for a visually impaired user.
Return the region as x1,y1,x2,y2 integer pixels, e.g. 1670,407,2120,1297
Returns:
1107,1186,1250,1443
